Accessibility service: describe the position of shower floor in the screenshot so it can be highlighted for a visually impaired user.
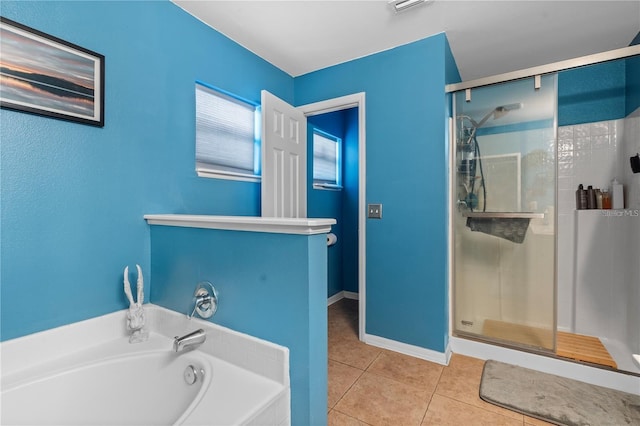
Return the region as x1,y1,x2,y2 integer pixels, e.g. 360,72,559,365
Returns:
556,331,617,369
482,319,617,369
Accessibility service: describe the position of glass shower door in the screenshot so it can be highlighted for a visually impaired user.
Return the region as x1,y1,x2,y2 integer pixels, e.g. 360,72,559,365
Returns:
453,75,557,352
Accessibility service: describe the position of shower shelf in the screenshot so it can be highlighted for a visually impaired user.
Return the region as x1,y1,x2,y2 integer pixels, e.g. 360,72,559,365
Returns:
463,212,544,243
462,212,544,219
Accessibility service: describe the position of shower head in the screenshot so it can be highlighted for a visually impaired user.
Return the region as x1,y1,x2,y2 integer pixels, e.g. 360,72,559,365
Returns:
475,102,523,128
493,103,523,120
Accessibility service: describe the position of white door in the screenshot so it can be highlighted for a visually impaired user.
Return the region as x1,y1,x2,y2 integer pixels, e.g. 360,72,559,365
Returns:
261,90,307,218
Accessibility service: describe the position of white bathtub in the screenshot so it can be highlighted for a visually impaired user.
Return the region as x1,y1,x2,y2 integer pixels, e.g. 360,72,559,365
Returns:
0,305,290,425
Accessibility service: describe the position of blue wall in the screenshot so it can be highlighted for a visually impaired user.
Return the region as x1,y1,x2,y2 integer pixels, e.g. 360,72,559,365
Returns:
626,32,640,115
296,34,458,352
2,4,464,423
558,60,626,126
1,1,293,341
557,34,640,125
1,2,458,421
149,227,327,426
627,56,640,116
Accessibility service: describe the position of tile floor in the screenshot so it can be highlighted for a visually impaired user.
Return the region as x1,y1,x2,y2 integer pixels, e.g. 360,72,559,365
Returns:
327,298,553,426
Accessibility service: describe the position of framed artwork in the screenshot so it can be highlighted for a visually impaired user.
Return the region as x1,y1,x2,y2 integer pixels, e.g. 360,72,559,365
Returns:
0,17,104,127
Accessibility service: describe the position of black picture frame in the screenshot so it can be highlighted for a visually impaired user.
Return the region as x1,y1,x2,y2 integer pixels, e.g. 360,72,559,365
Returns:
0,17,104,127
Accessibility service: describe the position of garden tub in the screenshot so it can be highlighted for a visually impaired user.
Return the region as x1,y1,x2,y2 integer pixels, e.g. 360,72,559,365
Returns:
0,305,290,425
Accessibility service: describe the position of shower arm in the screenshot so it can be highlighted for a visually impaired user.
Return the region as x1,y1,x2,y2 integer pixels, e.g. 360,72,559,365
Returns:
474,112,493,129
473,107,500,130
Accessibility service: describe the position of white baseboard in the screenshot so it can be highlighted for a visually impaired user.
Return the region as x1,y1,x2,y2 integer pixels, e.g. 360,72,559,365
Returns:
327,293,451,366
343,291,358,300
327,291,359,306
363,333,450,366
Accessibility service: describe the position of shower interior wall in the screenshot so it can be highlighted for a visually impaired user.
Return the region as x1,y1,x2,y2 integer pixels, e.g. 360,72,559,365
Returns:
556,54,640,371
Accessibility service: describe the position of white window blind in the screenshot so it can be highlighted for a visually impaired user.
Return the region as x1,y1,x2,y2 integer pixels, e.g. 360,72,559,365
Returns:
196,83,259,180
313,130,341,187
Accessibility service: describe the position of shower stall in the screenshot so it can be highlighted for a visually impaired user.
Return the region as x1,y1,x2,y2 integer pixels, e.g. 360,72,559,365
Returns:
452,75,558,353
450,45,640,378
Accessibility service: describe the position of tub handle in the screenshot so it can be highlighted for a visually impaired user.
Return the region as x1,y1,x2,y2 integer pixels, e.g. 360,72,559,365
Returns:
188,281,218,319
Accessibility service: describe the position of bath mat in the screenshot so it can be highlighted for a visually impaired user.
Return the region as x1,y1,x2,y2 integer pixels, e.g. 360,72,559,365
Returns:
479,360,640,426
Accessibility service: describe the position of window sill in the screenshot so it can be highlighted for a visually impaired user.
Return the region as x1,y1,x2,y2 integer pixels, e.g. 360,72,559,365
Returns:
197,168,261,183
313,183,343,191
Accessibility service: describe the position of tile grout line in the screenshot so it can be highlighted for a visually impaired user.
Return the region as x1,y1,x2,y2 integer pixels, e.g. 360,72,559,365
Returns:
419,361,447,424
328,301,375,423
330,364,365,409
331,407,374,426
328,299,542,425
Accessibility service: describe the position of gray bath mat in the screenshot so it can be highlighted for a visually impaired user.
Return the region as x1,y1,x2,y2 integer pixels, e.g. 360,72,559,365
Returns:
479,360,640,425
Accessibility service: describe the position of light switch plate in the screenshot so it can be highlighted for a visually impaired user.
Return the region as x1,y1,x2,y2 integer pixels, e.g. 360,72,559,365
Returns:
368,203,382,219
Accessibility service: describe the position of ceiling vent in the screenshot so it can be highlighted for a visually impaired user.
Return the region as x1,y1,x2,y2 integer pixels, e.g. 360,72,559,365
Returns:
389,0,428,13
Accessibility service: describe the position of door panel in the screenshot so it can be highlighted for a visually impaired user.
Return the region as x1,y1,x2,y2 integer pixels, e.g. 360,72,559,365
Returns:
261,90,307,218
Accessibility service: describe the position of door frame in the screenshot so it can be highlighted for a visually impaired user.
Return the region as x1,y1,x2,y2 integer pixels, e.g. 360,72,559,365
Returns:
298,93,366,340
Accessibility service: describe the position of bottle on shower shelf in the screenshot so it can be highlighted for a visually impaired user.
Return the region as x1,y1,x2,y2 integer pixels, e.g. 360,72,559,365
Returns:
595,188,603,209
575,184,587,210
602,189,612,209
611,178,624,209
586,185,596,209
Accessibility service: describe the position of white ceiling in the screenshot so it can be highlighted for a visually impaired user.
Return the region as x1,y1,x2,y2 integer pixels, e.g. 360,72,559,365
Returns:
173,0,640,81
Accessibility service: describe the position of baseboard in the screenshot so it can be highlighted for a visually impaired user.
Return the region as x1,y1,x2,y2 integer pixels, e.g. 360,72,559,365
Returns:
327,291,359,306
327,294,449,366
363,333,449,366
343,291,358,300
327,292,343,306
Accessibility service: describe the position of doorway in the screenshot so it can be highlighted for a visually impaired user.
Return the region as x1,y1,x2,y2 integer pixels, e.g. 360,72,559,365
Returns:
299,93,366,340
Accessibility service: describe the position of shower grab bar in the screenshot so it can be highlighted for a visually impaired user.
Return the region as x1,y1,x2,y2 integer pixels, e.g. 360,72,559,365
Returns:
462,212,544,219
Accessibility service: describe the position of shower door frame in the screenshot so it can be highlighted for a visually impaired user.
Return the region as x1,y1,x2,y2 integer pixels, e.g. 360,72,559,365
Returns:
445,46,639,94
446,43,640,356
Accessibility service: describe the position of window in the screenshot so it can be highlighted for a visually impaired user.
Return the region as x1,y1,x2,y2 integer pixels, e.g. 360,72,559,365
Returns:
195,82,260,181
313,129,342,189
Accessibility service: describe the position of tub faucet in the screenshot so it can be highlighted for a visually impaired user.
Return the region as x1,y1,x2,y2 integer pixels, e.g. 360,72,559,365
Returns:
173,329,206,352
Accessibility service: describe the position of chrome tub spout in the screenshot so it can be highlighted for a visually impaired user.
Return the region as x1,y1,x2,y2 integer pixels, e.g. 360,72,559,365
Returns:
173,329,206,352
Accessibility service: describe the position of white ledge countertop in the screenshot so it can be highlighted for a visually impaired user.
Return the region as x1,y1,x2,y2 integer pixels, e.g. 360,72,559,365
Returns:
144,214,336,235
